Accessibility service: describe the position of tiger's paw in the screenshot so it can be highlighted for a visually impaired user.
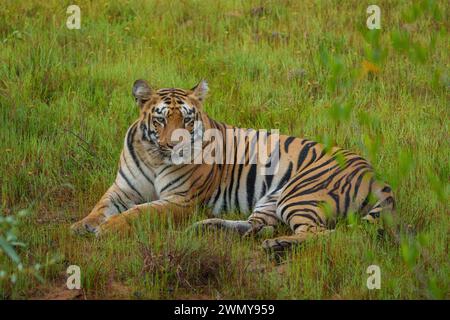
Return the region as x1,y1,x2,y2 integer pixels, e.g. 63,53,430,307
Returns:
262,237,292,252
70,217,103,236
243,224,274,238
94,215,131,237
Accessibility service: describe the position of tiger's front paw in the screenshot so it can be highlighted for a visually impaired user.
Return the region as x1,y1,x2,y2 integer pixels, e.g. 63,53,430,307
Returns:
242,224,274,238
70,216,103,236
94,215,131,237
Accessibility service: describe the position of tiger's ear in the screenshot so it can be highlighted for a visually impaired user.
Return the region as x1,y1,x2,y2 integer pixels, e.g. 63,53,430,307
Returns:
191,80,208,102
132,79,152,108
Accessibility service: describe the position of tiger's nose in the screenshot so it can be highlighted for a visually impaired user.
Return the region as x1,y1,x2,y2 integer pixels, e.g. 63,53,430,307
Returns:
162,138,177,149
168,136,183,148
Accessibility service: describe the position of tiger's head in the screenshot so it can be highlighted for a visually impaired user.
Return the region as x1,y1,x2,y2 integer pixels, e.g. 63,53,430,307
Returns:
132,79,208,158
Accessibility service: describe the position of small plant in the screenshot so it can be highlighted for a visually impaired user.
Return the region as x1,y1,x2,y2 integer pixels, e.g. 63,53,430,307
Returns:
140,235,230,290
0,208,54,297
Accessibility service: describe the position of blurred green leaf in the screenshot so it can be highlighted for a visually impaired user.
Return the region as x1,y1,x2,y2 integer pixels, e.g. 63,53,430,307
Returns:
402,4,422,23
320,202,334,220
335,152,347,169
426,170,449,204
391,30,411,53
318,43,330,67
321,133,334,154
409,42,429,64
421,0,443,21
362,133,381,164
328,102,352,122
0,235,21,264
398,150,414,177
417,233,430,247
346,211,358,226
361,29,381,47
401,239,419,268
427,276,446,299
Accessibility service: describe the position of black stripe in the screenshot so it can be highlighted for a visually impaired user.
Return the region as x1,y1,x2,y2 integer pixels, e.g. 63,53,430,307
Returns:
279,200,320,219
226,132,239,210
296,141,317,170
292,223,311,230
235,164,244,210
246,163,257,210
122,153,136,179
119,168,144,200
126,124,155,187
286,212,321,225
284,136,295,152
352,170,366,200
160,167,195,193
114,183,134,203
115,193,129,210
108,197,122,213
275,161,293,191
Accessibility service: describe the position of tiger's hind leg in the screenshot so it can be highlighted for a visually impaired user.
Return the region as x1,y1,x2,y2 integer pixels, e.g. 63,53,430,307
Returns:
242,191,281,236
188,191,281,236
262,196,333,252
262,225,334,252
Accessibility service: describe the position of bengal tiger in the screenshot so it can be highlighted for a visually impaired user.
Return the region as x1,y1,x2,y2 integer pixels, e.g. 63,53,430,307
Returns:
70,79,396,251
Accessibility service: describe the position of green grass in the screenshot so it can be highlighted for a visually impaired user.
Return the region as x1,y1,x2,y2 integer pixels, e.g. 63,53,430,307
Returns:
0,0,448,299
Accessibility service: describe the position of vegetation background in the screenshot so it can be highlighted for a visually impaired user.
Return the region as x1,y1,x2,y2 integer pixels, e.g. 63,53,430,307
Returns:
0,0,448,299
